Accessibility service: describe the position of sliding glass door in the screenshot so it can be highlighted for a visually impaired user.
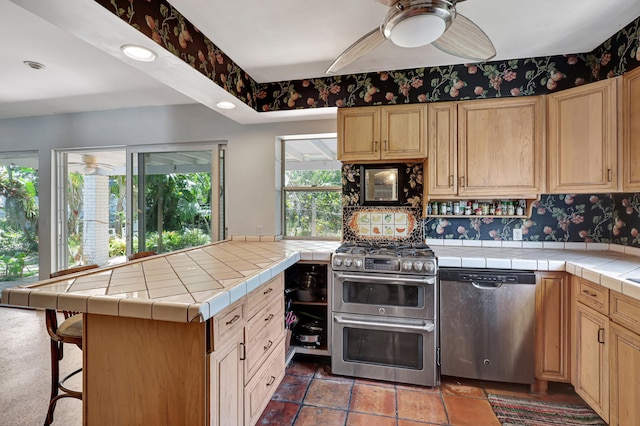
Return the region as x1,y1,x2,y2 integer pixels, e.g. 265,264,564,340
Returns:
55,143,225,272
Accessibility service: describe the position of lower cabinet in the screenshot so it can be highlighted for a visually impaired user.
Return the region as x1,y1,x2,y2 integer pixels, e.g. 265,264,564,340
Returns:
609,322,640,426
209,330,244,426
535,272,571,384
574,302,609,423
209,273,285,426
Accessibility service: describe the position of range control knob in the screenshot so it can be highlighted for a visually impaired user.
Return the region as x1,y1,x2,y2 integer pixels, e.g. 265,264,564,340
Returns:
402,261,413,271
413,261,424,272
344,258,352,267
423,261,435,273
333,257,342,267
353,259,363,268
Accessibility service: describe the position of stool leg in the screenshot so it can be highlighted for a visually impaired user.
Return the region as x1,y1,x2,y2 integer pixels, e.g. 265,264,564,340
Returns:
45,340,61,425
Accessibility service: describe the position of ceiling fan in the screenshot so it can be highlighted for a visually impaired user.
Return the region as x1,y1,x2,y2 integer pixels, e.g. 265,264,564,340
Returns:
326,0,496,74
69,155,115,175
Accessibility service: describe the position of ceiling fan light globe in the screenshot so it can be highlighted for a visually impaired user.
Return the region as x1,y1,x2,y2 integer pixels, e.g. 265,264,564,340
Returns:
387,14,446,48
382,0,454,48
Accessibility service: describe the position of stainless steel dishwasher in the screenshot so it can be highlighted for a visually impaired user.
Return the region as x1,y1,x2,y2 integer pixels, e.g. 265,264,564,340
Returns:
439,268,536,384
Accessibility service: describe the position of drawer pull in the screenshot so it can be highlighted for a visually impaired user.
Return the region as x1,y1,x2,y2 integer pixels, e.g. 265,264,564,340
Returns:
225,315,241,326
384,140,388,151
598,328,605,344
265,313,274,323
582,289,598,297
266,376,276,387
263,287,273,295
240,343,246,361
263,340,273,352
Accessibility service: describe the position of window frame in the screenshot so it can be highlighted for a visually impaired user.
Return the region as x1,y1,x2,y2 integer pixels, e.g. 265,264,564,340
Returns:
280,135,341,240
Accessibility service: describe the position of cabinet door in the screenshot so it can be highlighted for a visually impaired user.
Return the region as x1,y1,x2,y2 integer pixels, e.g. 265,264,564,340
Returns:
209,332,244,426
427,102,457,196
547,78,618,193
458,97,544,196
535,272,571,382
381,104,427,160
574,303,609,423
610,322,640,426
623,67,640,191
337,107,381,161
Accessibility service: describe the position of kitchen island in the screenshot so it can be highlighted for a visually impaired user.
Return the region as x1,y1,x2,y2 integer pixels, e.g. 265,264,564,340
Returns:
1,239,339,426
4,238,640,425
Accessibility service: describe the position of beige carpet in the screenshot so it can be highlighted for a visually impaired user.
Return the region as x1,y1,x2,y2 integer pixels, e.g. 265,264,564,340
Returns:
0,306,82,426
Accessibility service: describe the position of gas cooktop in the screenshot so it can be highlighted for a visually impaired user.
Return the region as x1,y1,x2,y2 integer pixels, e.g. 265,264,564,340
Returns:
332,242,437,275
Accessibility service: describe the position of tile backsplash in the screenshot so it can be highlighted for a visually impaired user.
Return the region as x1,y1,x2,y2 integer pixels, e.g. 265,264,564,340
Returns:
342,163,423,243
340,162,640,248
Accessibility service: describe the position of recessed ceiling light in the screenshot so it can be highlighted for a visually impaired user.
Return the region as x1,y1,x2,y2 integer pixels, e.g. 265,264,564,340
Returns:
121,45,157,62
24,61,46,70
216,101,236,110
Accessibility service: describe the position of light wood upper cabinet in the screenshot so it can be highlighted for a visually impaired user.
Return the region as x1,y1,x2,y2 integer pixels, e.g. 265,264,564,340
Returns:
622,67,640,191
535,272,571,384
427,102,457,196
547,78,618,193
337,105,427,162
427,97,544,197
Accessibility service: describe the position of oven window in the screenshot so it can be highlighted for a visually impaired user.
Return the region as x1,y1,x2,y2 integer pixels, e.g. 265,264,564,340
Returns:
344,327,423,369
343,281,422,308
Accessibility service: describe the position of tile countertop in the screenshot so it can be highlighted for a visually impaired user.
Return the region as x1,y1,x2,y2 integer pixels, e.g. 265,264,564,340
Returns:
4,238,640,323
0,240,341,324
428,239,640,302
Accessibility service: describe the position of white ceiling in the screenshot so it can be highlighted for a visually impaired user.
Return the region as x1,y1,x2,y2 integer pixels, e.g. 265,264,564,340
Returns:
2,0,640,124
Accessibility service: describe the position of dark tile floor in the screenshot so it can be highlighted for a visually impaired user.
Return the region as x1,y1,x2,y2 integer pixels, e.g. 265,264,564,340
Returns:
258,355,589,426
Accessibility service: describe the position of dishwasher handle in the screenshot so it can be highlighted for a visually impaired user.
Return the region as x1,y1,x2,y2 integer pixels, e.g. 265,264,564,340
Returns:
472,281,503,289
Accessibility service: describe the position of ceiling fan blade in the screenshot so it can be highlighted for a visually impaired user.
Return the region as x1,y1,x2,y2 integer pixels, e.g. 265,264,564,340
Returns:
432,13,496,61
326,27,386,74
373,0,400,6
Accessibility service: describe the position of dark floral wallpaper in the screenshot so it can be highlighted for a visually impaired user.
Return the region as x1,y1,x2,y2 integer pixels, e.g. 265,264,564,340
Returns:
95,1,640,113
424,193,640,248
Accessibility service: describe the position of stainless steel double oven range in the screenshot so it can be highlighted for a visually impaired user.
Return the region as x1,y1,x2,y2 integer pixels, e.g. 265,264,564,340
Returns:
331,242,438,386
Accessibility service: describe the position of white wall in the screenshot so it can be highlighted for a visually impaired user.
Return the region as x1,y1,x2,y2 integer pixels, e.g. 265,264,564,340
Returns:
0,104,337,277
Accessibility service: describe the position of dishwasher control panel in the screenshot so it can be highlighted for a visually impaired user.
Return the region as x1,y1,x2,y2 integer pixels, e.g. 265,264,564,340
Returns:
439,268,537,284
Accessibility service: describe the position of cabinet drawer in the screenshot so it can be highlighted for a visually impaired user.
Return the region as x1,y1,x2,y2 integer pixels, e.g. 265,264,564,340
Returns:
576,277,609,314
245,313,284,383
244,338,285,426
247,274,284,319
246,294,284,343
211,300,245,352
610,290,640,333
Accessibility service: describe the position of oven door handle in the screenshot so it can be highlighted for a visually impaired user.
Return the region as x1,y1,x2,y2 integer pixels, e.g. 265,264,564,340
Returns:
333,314,435,333
334,272,435,285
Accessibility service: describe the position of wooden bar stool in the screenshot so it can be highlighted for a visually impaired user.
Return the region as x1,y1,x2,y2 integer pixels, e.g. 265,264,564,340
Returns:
44,264,98,425
127,250,157,261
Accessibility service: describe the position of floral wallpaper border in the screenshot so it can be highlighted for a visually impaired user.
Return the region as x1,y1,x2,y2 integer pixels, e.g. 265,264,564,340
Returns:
96,1,640,113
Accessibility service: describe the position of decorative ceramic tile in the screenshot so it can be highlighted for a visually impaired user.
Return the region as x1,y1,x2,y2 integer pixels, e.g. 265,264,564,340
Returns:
346,209,418,241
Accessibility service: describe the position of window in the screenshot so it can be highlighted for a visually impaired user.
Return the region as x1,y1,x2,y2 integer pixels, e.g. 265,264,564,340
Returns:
0,151,39,286
282,136,341,239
